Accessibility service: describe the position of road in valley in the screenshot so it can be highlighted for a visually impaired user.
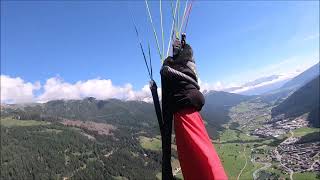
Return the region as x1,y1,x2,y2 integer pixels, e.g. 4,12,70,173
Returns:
237,148,248,180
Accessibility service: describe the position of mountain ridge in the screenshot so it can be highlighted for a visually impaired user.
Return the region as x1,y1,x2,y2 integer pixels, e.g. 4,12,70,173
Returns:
280,63,319,90
271,75,320,127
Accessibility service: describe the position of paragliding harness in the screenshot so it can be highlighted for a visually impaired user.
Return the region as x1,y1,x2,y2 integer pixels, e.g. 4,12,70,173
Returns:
131,1,194,179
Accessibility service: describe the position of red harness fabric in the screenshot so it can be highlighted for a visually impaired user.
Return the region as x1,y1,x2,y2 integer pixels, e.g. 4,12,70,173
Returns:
174,108,228,180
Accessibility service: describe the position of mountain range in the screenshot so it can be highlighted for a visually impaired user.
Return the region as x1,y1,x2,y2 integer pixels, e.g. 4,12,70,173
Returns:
225,63,319,96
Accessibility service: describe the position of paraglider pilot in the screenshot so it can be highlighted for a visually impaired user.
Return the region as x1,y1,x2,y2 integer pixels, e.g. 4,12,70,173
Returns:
160,35,227,180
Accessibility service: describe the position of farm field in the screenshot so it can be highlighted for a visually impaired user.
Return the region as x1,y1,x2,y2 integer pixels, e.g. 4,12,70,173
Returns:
1,117,50,127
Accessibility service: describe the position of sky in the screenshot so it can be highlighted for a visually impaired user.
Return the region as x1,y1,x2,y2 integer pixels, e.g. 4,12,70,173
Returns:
1,1,319,103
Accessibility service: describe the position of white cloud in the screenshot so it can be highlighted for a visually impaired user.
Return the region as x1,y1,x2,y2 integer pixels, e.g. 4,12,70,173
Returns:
0,75,40,104
199,80,222,92
199,79,239,93
199,75,293,95
0,75,156,104
231,74,293,94
37,77,153,103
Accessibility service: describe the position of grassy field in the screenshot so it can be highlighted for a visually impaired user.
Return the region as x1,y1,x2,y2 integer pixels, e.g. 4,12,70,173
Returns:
292,127,320,137
215,123,288,180
1,117,50,127
218,129,260,143
293,171,320,180
138,136,162,151
215,127,267,180
112,176,129,180
40,128,63,133
216,143,246,179
215,141,264,180
139,135,183,179
231,102,250,113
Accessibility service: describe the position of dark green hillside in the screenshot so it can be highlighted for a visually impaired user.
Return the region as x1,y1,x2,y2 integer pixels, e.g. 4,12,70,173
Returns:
272,76,320,127
297,132,320,143
43,98,158,127
201,91,252,138
0,120,161,180
4,98,160,136
1,99,165,179
202,91,252,124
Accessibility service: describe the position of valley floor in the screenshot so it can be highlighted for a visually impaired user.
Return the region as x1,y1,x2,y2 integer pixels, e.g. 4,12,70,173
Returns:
214,99,320,180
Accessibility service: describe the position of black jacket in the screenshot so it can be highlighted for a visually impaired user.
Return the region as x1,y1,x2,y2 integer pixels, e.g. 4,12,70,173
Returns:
161,44,205,113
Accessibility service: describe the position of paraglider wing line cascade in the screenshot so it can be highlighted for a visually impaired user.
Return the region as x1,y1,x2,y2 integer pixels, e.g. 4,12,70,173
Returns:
179,0,189,34
184,0,194,33
166,0,179,57
145,0,163,61
130,11,152,79
130,10,164,132
160,0,165,62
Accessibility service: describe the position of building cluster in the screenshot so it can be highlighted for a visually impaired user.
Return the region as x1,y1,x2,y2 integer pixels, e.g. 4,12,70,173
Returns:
272,142,320,172
252,117,309,138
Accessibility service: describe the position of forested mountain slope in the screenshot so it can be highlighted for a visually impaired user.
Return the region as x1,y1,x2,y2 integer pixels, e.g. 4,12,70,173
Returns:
272,75,320,127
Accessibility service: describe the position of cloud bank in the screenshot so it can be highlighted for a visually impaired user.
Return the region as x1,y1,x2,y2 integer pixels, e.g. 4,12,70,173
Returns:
1,59,317,104
1,76,153,104
0,75,40,104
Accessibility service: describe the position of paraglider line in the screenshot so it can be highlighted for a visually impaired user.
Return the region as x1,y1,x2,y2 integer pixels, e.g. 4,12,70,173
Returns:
184,0,194,33
130,11,152,79
179,0,189,34
160,0,165,62
166,0,179,58
145,0,163,61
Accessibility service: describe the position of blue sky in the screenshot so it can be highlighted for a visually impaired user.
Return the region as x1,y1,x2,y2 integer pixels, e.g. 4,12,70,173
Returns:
1,1,319,103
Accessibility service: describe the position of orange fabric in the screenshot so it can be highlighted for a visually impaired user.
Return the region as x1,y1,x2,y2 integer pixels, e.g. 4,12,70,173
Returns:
174,108,228,180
